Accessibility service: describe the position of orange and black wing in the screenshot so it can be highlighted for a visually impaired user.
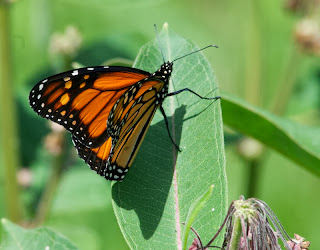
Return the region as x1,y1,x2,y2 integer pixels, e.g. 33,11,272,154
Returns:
29,66,149,148
72,79,166,180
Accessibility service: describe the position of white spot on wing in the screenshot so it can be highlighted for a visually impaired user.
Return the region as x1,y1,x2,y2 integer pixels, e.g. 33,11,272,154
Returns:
39,84,44,91
87,67,94,70
71,70,79,76
42,79,48,83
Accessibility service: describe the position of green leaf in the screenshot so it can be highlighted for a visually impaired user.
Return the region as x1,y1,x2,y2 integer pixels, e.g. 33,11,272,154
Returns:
182,185,214,250
112,23,227,249
46,167,128,250
0,218,77,250
221,93,320,176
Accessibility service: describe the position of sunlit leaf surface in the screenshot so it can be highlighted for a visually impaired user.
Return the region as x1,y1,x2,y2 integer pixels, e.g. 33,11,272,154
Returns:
112,24,227,249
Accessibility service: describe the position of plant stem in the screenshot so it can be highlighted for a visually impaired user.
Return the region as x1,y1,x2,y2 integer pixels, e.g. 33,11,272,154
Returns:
270,48,302,115
244,0,262,106
0,2,22,222
247,159,260,198
228,216,242,250
33,134,68,225
242,0,264,200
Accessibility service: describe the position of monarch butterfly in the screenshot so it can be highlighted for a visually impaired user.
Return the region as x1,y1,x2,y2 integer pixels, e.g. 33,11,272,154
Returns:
29,39,219,181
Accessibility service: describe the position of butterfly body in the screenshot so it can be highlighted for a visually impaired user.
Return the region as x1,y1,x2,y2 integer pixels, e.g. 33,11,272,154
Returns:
29,62,173,181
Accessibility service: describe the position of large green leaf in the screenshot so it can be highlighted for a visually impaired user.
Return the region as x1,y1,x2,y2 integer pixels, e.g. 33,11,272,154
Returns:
112,24,227,249
0,219,77,250
222,93,320,176
47,167,129,250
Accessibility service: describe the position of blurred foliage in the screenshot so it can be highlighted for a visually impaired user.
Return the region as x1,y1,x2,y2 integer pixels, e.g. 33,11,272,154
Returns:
0,0,319,249
0,218,77,250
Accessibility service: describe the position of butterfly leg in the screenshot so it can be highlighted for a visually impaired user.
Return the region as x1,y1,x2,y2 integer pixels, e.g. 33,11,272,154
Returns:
167,88,221,100
159,105,181,152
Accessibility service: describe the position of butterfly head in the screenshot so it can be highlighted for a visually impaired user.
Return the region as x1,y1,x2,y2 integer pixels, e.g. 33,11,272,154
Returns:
155,61,173,82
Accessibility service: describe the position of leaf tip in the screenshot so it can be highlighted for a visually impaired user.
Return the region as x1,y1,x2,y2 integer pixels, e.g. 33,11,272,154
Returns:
207,185,215,195
1,218,7,225
163,22,169,30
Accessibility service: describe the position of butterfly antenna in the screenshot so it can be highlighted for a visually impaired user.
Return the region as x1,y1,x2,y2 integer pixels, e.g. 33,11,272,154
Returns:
154,24,166,63
172,45,218,63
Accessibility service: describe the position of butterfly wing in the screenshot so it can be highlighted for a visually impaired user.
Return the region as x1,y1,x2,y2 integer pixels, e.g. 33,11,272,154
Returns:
29,66,149,148
72,79,167,180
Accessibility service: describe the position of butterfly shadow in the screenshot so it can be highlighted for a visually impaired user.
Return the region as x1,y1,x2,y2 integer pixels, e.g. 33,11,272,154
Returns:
112,105,186,240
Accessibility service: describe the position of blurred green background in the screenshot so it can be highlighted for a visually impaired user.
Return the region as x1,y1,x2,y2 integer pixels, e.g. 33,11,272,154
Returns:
0,0,319,249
